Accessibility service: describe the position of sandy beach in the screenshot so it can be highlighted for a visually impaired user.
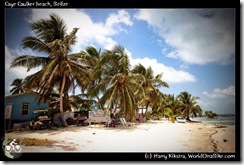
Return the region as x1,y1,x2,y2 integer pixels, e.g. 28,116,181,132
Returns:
5,120,235,153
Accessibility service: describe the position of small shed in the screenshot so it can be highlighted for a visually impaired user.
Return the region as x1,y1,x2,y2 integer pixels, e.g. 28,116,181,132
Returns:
5,90,49,124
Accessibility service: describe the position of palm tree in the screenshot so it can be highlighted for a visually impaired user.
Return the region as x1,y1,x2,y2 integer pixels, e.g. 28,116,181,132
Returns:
9,78,26,94
162,94,181,122
99,45,144,121
10,13,90,126
160,94,169,118
190,105,203,118
176,91,202,121
131,64,169,119
80,46,105,109
151,93,167,120
167,94,181,115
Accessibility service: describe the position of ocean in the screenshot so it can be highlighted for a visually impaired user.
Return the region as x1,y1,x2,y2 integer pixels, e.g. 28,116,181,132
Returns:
190,116,235,126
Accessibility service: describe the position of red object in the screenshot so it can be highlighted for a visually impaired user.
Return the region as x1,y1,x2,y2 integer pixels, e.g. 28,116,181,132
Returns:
139,115,144,123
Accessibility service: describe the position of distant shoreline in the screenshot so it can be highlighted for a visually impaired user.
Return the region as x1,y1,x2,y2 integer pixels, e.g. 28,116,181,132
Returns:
190,116,235,126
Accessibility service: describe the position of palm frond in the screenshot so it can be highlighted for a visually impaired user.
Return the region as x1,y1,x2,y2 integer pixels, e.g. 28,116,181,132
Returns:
63,27,79,52
21,36,51,54
10,55,50,71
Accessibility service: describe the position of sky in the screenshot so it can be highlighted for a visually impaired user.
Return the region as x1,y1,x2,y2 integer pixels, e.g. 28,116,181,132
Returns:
4,8,236,114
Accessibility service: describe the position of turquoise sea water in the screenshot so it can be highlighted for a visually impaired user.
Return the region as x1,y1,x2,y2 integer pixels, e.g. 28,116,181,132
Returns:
190,116,235,126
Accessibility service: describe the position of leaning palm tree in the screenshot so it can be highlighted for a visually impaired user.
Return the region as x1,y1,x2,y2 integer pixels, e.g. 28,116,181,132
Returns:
190,105,203,118
99,45,144,121
131,64,169,119
9,78,26,94
176,91,202,121
10,13,90,126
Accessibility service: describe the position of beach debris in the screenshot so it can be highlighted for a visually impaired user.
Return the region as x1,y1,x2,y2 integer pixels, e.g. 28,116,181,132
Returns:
92,133,96,135
223,139,228,142
213,125,227,128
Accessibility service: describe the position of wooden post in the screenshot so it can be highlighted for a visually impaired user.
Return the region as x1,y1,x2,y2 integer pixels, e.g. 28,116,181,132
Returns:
5,103,13,130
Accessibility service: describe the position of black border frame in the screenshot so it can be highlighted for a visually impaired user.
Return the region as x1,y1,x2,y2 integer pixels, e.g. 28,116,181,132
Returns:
1,0,241,162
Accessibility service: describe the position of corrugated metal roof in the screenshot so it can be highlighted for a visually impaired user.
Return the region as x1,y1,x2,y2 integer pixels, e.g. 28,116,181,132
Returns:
5,90,50,102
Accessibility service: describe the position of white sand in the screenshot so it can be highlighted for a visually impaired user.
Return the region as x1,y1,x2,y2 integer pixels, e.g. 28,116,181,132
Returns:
5,120,235,153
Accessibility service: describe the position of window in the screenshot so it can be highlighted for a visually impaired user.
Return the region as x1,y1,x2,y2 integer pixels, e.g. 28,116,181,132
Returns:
21,102,30,116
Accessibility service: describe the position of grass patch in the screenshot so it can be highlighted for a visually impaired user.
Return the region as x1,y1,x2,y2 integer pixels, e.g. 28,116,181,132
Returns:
17,138,55,146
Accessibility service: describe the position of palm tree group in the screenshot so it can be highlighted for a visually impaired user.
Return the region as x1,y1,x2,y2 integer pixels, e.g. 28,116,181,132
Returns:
9,13,202,125
161,92,202,122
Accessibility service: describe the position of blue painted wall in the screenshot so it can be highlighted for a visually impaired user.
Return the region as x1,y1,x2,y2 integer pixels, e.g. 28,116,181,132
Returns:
5,92,49,121
91,105,99,110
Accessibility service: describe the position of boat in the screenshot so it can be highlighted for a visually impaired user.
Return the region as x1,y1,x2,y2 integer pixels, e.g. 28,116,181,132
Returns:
176,116,186,123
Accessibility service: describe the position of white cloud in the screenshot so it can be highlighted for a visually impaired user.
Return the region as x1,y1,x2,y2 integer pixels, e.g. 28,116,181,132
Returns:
200,85,235,114
6,9,196,97
180,63,189,70
28,9,197,84
5,46,41,95
106,9,133,27
197,99,212,108
135,9,235,65
126,50,196,83
166,51,178,59
28,9,133,53
198,98,235,114
203,85,235,99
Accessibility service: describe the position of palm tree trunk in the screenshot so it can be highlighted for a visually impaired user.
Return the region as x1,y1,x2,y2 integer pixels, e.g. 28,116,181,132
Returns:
113,100,118,115
96,96,104,110
60,74,69,127
186,110,191,121
112,91,120,115
144,101,150,121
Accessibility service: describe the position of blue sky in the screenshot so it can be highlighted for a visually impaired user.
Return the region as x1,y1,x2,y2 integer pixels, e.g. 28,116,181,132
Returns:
5,8,236,114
